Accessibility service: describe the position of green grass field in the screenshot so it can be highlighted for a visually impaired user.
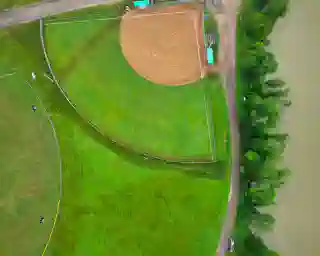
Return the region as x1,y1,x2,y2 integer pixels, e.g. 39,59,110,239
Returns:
0,30,60,255
0,4,231,255
45,5,228,159
48,115,229,256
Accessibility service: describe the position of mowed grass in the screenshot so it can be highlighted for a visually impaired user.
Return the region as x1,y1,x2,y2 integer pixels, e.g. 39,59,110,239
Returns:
44,5,227,158
0,12,230,256
0,29,60,255
48,114,230,256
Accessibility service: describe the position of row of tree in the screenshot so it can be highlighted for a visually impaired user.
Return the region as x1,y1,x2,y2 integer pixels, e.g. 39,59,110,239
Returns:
232,0,290,255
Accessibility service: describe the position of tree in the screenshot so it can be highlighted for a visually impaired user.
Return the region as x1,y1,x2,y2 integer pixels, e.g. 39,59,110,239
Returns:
264,78,285,88
251,212,275,232
262,0,289,18
239,9,273,40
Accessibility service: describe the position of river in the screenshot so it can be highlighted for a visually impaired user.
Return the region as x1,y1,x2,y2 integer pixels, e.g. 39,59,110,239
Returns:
263,0,320,255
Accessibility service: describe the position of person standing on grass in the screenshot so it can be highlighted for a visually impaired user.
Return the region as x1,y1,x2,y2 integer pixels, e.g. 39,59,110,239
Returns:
124,5,131,14
32,72,36,80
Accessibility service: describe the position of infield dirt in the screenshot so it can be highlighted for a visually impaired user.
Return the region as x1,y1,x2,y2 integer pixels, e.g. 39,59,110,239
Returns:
120,4,206,86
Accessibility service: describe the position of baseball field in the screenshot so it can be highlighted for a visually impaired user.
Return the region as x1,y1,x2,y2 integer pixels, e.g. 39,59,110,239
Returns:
0,2,231,255
44,3,229,160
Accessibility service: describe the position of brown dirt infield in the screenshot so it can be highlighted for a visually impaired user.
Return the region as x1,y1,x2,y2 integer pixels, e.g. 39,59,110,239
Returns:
120,4,207,86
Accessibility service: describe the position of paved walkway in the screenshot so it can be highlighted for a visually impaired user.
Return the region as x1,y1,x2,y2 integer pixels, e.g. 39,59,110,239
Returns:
0,0,121,28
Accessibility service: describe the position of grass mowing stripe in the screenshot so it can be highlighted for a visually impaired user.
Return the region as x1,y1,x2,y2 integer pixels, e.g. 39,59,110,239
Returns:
41,199,61,256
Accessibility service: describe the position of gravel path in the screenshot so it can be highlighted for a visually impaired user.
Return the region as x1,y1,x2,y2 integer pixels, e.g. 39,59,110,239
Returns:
217,0,240,254
0,0,122,27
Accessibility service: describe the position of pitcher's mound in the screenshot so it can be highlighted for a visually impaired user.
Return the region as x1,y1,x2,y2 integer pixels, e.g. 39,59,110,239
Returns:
120,4,206,86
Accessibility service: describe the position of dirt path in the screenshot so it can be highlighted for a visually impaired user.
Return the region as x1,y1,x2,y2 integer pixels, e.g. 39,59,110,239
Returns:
263,0,320,255
0,0,122,28
205,0,240,255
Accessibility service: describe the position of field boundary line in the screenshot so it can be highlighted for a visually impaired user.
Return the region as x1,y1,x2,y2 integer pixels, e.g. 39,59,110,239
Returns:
45,16,122,25
40,18,220,166
0,71,16,79
25,80,62,256
192,12,204,78
40,18,76,110
203,86,217,161
124,10,190,20
46,10,193,25
41,199,61,256
203,92,214,160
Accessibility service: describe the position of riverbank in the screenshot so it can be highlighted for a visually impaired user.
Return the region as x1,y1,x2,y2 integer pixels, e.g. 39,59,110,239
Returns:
264,0,320,255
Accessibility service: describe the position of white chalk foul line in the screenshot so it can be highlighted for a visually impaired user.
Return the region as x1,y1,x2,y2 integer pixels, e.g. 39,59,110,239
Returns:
203,92,215,161
46,11,192,25
123,10,190,20
0,72,16,79
192,13,204,79
45,16,122,25
43,73,54,82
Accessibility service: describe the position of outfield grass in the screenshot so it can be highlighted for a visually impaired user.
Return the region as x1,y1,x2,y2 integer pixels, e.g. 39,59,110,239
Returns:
0,8,231,255
0,30,60,256
48,115,229,256
44,5,228,159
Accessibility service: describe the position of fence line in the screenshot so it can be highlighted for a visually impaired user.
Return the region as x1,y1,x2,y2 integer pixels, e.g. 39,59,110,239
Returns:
40,18,219,165
45,16,123,25
46,13,117,22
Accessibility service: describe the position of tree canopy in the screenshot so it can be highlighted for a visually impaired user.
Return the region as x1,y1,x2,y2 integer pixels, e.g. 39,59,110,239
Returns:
233,0,290,254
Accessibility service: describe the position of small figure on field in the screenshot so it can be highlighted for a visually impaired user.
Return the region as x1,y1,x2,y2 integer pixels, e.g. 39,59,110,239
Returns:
124,5,131,14
32,105,37,112
40,216,44,224
31,72,36,80
226,237,235,252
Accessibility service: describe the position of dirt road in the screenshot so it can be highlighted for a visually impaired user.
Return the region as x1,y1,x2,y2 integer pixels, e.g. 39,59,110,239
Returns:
263,0,320,255
0,0,122,27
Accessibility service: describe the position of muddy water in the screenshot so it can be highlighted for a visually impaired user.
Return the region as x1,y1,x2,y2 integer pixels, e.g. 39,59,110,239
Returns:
263,0,320,255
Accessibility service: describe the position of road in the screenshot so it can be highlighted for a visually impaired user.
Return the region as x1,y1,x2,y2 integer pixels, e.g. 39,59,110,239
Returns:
0,0,122,28
204,0,240,255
